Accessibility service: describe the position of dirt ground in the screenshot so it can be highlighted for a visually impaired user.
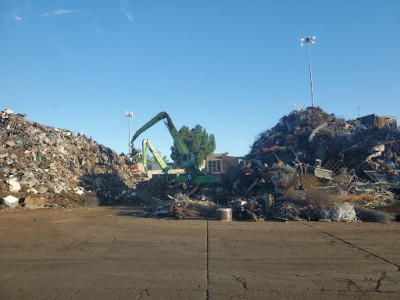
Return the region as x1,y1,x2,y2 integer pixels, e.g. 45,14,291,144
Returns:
0,206,399,300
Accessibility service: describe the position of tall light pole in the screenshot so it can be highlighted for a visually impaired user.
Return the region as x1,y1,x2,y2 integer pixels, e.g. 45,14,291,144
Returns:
125,111,133,154
301,36,316,107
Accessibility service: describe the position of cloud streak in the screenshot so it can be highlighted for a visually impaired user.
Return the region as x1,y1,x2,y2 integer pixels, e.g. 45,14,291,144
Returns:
40,9,80,17
122,8,134,23
14,15,22,21
120,0,134,23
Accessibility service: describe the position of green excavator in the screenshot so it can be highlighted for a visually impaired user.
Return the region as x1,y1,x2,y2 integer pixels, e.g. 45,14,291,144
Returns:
141,139,171,175
131,112,220,184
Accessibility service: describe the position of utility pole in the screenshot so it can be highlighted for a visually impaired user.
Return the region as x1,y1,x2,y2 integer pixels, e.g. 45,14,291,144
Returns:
301,36,316,107
125,111,133,154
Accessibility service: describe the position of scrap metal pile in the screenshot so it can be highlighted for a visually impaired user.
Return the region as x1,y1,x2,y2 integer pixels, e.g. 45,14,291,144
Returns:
249,107,399,171
0,109,137,209
228,107,400,222
2,106,399,222
117,107,400,222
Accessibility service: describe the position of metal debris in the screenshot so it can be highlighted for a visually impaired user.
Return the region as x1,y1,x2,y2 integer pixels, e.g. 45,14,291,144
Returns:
0,109,138,209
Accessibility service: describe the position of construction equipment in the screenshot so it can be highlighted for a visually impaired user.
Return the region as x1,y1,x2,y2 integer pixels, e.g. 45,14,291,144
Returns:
131,112,220,184
128,163,140,174
142,139,171,175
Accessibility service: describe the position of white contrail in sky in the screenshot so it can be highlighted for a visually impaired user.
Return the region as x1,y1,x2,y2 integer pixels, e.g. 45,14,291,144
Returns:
123,8,134,23
40,9,80,17
120,0,134,23
14,16,22,21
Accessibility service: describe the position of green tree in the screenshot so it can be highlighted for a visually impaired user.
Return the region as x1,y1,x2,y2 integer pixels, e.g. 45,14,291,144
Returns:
170,124,216,167
132,148,169,165
146,152,169,164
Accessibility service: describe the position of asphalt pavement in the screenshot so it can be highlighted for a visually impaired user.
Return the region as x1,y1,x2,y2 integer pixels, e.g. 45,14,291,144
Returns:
0,207,399,299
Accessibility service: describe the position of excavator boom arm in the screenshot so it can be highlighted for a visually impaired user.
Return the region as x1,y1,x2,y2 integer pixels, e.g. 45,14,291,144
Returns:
130,111,218,182
131,112,188,154
142,139,171,174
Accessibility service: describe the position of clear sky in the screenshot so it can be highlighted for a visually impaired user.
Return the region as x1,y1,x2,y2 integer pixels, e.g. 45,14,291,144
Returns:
1,0,399,159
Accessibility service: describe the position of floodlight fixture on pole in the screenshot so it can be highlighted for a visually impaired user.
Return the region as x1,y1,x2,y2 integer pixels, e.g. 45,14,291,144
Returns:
301,36,316,107
125,111,133,154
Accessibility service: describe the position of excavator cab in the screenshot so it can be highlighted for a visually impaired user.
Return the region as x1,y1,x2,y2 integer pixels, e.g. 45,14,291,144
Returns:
180,153,195,167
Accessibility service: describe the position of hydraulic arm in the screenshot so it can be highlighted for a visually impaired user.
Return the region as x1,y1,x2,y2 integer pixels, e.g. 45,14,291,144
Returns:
132,112,188,157
131,112,220,184
142,139,171,174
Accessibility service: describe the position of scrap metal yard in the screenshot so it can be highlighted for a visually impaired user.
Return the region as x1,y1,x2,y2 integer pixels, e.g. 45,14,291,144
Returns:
1,107,400,299
1,207,399,299
2,1,400,299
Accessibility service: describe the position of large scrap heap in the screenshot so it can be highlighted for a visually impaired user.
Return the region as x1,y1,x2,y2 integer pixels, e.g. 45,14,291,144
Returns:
229,107,400,221
249,107,400,175
249,107,400,179
1,107,399,221
0,109,137,208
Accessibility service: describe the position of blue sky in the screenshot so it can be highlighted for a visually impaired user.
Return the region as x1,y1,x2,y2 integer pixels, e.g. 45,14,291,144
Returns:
1,0,399,158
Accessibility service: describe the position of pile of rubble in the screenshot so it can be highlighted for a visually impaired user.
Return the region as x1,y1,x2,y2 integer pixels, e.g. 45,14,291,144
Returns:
127,107,399,223
3,105,398,223
249,107,400,173
1,109,137,209
226,107,400,222
139,192,220,219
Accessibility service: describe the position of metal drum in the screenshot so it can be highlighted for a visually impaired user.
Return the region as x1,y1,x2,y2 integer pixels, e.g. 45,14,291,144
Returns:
217,208,232,221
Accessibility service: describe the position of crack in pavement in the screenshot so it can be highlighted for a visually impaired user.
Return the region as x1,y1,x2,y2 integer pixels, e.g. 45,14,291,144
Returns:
140,264,165,299
375,272,387,292
335,278,366,294
205,219,210,300
227,274,249,291
301,222,400,271
137,288,150,300
0,235,93,285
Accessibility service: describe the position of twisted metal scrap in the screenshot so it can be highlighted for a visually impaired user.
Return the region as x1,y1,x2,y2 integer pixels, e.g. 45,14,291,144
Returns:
279,202,301,220
328,202,358,222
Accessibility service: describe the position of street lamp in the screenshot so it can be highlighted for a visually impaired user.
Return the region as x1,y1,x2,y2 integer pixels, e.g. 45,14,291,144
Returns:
125,111,133,154
301,36,316,107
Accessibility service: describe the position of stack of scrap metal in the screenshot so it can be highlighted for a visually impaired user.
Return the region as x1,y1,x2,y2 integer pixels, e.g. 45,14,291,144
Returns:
227,107,400,222
0,109,138,209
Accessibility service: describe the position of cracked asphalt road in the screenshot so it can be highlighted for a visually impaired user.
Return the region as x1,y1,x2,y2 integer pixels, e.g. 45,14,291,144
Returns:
1,207,399,299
